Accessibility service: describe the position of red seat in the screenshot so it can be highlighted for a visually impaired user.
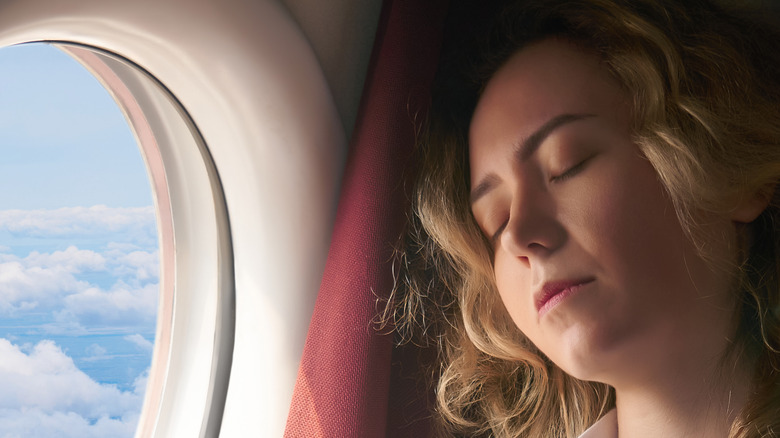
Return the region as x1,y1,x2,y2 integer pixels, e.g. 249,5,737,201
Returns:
284,0,447,436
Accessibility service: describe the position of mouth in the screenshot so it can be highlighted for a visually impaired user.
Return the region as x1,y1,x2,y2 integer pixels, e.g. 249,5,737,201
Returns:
535,277,595,317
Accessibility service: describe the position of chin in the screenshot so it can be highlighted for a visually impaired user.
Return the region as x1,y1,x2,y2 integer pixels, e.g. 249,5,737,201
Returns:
548,320,629,384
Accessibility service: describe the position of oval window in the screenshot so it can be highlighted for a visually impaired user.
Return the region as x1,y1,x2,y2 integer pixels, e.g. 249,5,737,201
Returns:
0,43,158,437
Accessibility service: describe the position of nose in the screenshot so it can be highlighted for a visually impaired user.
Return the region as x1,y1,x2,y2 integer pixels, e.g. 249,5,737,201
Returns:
500,187,566,261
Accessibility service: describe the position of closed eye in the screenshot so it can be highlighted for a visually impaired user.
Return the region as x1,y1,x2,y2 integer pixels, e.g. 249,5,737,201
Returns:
550,155,593,183
491,222,507,245
488,155,595,245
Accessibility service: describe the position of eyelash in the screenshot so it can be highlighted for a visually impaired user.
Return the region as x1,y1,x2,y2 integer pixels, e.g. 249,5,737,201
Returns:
549,156,591,183
489,156,593,245
490,223,506,244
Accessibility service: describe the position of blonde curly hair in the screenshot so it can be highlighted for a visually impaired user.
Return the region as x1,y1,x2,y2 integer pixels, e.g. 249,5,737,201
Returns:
384,0,780,436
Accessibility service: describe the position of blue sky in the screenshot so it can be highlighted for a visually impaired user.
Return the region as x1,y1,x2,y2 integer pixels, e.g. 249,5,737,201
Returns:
0,43,157,437
0,43,153,209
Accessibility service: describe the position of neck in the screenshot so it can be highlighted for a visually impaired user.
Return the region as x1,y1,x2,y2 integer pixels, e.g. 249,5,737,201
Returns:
613,348,752,438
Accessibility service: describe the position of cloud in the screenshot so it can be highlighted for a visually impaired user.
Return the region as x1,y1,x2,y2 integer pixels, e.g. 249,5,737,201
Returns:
105,248,159,283
0,257,88,313
0,241,158,331
124,334,154,352
60,282,158,328
0,205,157,436
0,247,108,315
85,343,108,359
0,408,138,438
24,246,106,273
0,339,142,417
0,338,144,438
0,206,156,245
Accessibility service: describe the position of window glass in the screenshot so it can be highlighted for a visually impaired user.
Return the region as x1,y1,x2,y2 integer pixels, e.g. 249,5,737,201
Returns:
0,43,158,437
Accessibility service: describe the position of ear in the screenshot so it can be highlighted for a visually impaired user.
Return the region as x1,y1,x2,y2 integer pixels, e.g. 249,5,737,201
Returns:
730,184,775,223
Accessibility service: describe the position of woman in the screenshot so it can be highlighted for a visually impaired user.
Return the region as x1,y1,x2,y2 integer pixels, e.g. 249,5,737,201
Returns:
386,0,780,436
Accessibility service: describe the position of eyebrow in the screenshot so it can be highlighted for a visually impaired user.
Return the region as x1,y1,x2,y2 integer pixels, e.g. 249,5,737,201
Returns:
469,113,595,205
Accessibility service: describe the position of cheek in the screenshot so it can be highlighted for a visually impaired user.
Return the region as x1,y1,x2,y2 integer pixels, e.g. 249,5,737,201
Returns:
586,154,715,311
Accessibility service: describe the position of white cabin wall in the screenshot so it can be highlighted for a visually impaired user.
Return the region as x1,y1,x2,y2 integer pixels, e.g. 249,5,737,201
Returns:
283,0,383,139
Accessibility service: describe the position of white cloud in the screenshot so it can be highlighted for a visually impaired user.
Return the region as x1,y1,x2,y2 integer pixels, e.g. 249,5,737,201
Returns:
0,258,87,313
0,408,138,438
0,206,156,245
60,282,158,328
124,334,154,352
0,338,144,438
24,246,106,273
106,248,159,283
0,205,158,436
0,339,142,417
85,343,107,359
0,241,158,331
0,247,107,315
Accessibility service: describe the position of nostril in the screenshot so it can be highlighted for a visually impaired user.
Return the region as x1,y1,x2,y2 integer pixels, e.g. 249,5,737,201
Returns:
518,255,531,266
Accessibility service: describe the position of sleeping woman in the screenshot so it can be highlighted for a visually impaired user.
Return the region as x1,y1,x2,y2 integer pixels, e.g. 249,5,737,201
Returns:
387,0,780,436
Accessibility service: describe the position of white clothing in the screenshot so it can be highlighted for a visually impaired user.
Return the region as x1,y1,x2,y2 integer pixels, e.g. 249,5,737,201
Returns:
577,409,618,438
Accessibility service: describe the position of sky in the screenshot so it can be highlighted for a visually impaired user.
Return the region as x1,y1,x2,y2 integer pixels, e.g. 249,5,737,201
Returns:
0,43,152,210
0,44,157,437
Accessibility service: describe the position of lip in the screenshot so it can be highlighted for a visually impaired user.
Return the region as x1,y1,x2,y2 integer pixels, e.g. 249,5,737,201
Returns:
535,277,595,317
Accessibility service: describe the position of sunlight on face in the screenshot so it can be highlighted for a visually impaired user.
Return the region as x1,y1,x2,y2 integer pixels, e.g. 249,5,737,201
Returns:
468,39,737,386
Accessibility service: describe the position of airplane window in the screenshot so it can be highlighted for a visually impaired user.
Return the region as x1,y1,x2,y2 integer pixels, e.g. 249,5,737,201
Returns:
0,43,158,437
0,0,360,434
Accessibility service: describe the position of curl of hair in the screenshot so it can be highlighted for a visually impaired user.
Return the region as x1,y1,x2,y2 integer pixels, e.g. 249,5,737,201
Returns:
384,0,780,436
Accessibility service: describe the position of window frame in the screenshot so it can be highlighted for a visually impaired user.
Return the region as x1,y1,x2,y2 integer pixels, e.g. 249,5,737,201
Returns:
59,44,235,438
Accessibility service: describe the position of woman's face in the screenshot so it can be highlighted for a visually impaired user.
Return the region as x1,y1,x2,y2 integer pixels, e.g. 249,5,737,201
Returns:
469,39,738,385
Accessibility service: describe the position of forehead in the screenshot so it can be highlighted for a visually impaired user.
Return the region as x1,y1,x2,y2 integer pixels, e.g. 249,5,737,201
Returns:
468,39,630,180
